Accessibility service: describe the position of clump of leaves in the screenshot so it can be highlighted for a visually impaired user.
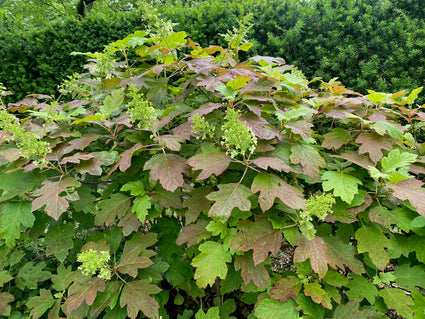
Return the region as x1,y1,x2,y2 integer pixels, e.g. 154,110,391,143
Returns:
1,14,425,319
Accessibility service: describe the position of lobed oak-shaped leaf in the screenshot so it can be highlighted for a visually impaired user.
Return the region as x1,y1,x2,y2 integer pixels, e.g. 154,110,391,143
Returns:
0,201,34,247
322,171,362,204
254,298,298,319
206,183,251,221
346,273,378,304
234,252,270,288
117,234,155,277
251,156,295,173
16,262,51,290
322,128,352,150
323,236,365,275
66,276,106,313
251,172,305,212
332,301,378,319
61,133,101,156
0,292,13,317
294,235,335,278
188,150,231,180
231,216,282,265
176,220,211,247
183,187,212,224
290,143,325,180
31,177,81,220
120,280,161,319
355,132,392,163
379,288,414,319
26,289,55,319
144,153,188,192
95,193,131,226
45,222,74,262
304,282,332,309
192,241,232,288
388,178,425,216
270,276,302,302
154,134,185,151
75,151,119,176
356,224,392,270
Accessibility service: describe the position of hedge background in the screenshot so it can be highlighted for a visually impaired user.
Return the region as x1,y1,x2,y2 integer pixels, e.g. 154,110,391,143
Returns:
1,0,425,102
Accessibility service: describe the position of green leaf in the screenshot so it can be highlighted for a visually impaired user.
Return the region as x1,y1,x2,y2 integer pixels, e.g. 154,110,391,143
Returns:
192,241,231,288
379,288,414,319
195,307,220,319
132,195,151,222
121,181,145,196
206,183,251,221
323,270,350,287
355,224,392,270
45,222,74,262
367,91,388,103
15,262,51,290
304,282,332,309
381,149,417,173
0,201,34,247
0,171,42,202
26,289,55,319
231,216,282,265
332,301,378,319
394,264,425,291
0,270,12,287
100,88,124,116
254,298,298,319
370,121,403,140
322,171,362,204
120,280,161,319
346,273,378,304
406,86,423,104
290,143,325,180
216,85,237,100
95,193,131,226
411,290,425,319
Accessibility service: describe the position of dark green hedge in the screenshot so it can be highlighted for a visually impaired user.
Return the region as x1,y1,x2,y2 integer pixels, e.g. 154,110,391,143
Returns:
2,0,425,102
0,13,142,101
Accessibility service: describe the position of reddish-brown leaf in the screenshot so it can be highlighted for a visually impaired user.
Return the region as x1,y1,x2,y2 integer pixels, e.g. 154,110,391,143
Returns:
388,178,425,216
206,183,251,221
117,237,154,277
251,173,305,212
286,121,313,139
115,143,142,172
120,280,161,319
188,151,231,180
189,102,222,118
234,252,269,288
61,133,102,156
231,216,282,265
183,187,212,224
333,152,374,170
173,121,193,140
154,135,185,151
144,154,189,192
75,151,118,176
31,178,81,220
66,276,105,313
118,212,141,236
251,157,295,173
176,220,211,247
0,292,14,316
294,236,334,278
59,152,95,164
322,128,352,150
355,132,393,163
270,276,302,302
151,189,183,209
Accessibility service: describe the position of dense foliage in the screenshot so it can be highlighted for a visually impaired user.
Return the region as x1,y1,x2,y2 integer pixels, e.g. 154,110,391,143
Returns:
2,0,425,103
1,14,425,318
